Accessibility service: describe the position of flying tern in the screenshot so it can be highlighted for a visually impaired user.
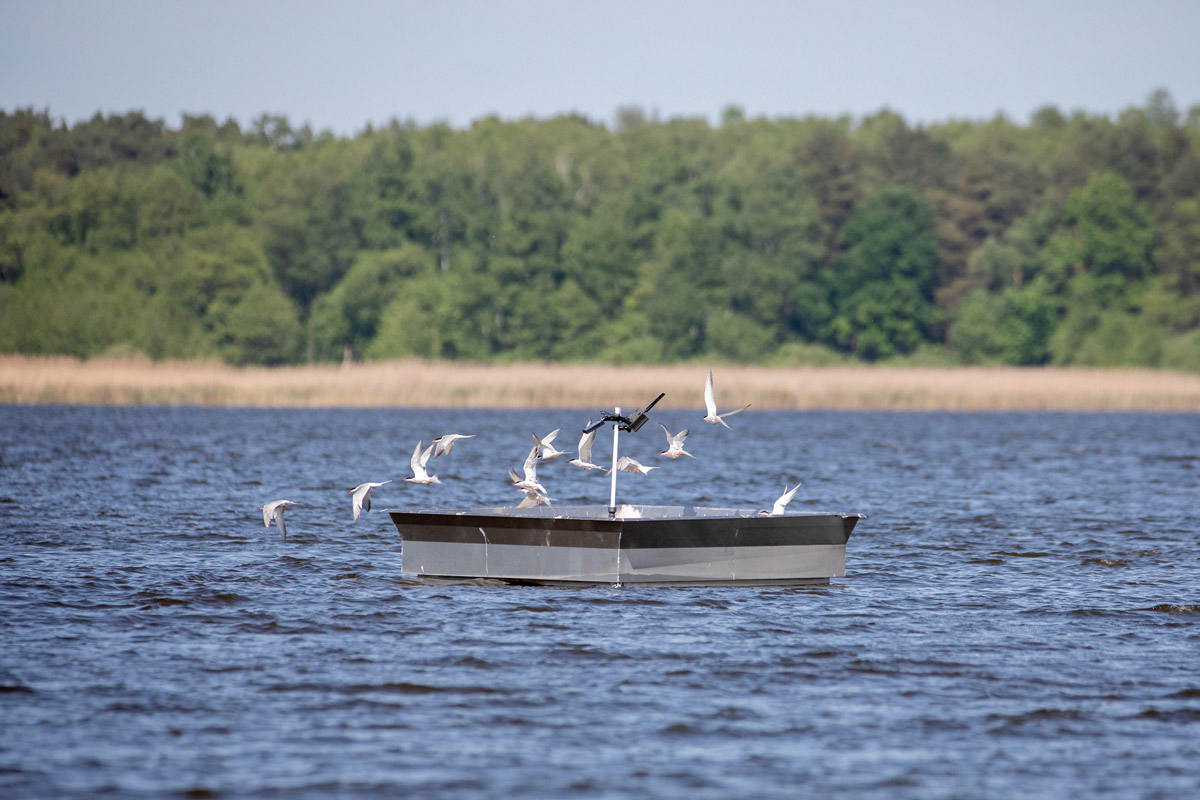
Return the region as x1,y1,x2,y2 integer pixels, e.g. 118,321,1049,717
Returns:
657,422,695,459
432,433,475,457
517,491,553,507
404,440,443,485
349,481,390,522
511,444,548,496
569,423,604,470
260,499,297,541
534,429,567,461
608,456,657,475
701,370,751,429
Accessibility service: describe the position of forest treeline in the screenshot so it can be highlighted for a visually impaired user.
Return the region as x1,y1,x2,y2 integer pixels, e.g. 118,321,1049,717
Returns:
2,91,1200,369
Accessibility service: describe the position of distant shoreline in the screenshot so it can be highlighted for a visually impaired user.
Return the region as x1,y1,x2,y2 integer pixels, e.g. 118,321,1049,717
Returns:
2,355,1200,411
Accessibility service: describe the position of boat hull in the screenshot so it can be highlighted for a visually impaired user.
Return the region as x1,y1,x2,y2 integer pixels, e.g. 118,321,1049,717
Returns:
388,505,860,586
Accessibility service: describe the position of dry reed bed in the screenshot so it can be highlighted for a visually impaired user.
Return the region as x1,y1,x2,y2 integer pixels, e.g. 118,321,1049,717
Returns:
3,355,1200,411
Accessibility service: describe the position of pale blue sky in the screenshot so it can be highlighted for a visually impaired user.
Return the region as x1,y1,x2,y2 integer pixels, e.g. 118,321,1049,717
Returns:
3,0,1198,134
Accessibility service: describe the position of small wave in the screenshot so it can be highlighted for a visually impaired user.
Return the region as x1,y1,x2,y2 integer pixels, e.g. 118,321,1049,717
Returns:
803,650,845,659
1064,608,1125,618
1134,707,1200,723
344,681,508,696
137,595,190,608
453,655,498,669
0,683,34,694
1144,604,1200,614
688,598,730,609
991,707,1084,725
1083,557,1129,568
555,643,633,661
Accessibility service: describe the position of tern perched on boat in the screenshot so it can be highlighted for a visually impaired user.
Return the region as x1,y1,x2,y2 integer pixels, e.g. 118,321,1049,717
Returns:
510,445,548,497
260,499,297,541
701,370,751,429
569,423,604,470
349,481,390,522
533,429,567,461
404,440,443,485
759,483,802,516
608,456,657,475
432,433,475,457
657,423,695,459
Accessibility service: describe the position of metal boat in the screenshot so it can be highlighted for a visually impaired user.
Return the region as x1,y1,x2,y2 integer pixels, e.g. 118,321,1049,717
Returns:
389,504,861,586
386,392,862,586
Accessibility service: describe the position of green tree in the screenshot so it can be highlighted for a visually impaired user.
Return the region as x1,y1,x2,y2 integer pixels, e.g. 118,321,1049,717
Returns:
249,143,368,359
1155,196,1200,294
713,139,829,344
824,187,941,359
951,280,1058,365
311,243,432,361
1043,172,1154,304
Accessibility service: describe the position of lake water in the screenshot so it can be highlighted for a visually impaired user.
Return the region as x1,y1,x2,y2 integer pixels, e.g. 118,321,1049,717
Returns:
2,404,1198,798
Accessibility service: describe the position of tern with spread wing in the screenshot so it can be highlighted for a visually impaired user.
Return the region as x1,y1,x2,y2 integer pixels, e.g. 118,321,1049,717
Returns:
349,481,390,522
701,370,751,429
404,440,443,485
432,433,475,457
658,423,695,459
510,444,548,497
764,483,802,516
533,429,567,461
516,491,553,507
608,456,657,475
260,499,297,541
569,423,604,470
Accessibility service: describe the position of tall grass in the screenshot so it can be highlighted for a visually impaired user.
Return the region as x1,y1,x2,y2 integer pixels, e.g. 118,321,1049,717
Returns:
2,355,1199,410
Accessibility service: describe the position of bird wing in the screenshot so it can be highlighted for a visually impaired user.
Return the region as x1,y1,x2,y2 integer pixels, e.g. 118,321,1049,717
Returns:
435,434,474,456
704,371,718,416
352,482,388,521
771,483,801,515
522,444,539,482
542,428,560,447
262,503,275,528
274,507,288,540
409,440,424,474
577,426,596,463
419,441,435,468
721,403,752,419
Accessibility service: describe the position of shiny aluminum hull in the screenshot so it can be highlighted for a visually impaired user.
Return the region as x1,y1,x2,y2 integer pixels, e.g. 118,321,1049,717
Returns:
388,505,861,586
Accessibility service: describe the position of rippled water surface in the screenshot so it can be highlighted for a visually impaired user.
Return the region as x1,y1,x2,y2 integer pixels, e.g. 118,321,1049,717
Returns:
2,405,1198,798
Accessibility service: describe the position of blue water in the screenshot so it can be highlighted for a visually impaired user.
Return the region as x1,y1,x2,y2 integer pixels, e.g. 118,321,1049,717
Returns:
2,405,1198,798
